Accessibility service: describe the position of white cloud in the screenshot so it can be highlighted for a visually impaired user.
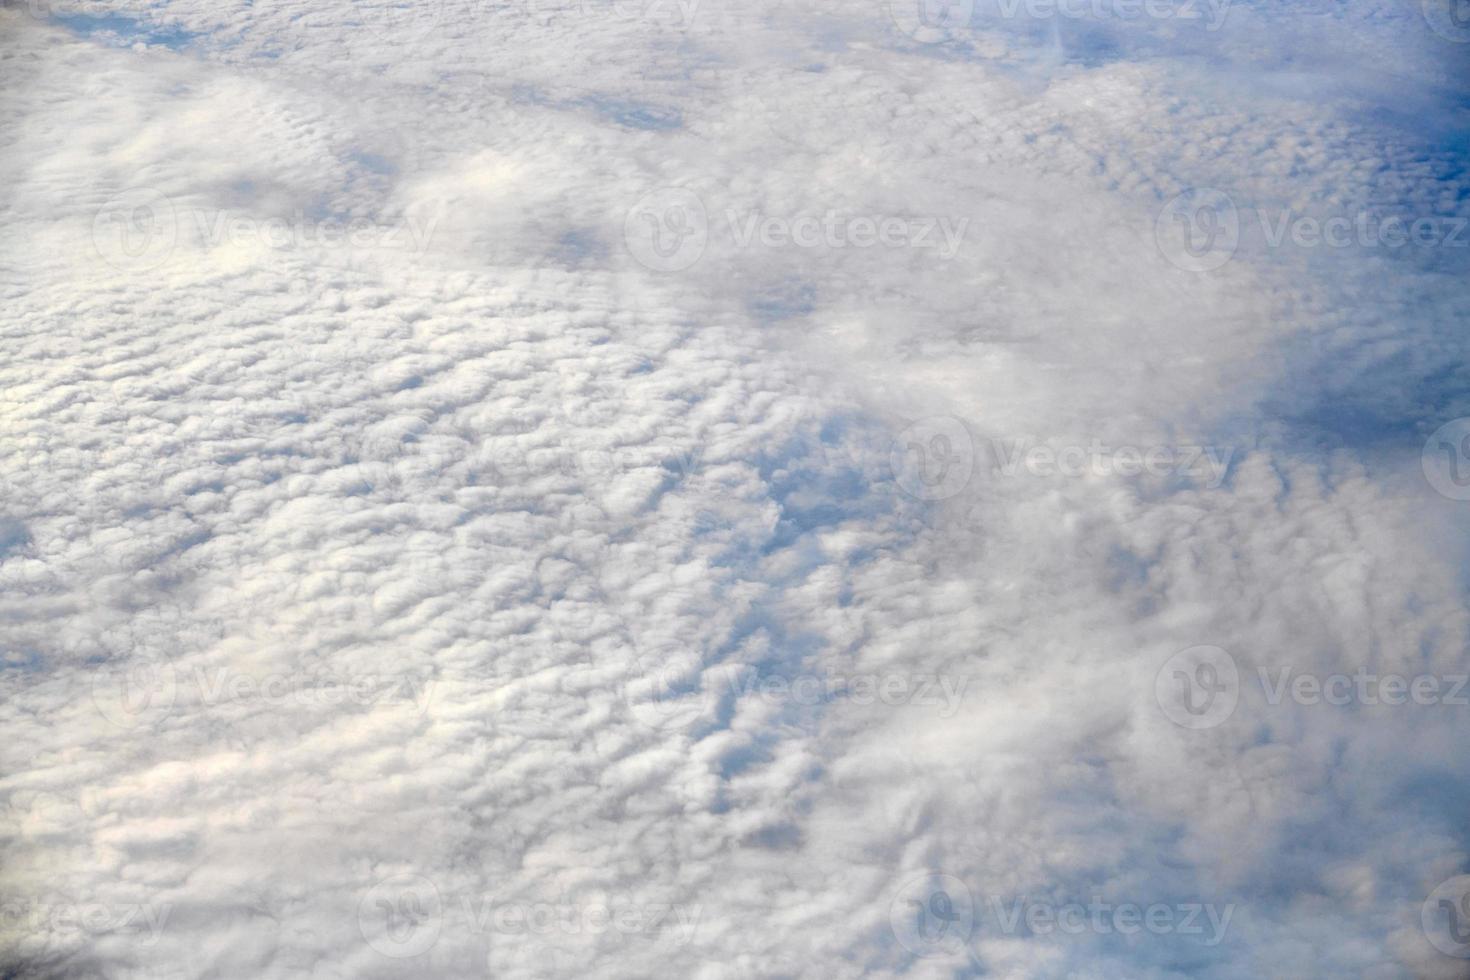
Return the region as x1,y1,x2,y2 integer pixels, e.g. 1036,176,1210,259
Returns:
2,0,1468,977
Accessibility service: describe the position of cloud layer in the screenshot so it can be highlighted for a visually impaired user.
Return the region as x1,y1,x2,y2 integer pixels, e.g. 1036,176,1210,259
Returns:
2,0,1468,977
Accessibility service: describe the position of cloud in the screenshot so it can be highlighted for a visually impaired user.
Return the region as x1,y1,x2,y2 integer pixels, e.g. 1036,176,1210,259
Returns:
1,0,1467,977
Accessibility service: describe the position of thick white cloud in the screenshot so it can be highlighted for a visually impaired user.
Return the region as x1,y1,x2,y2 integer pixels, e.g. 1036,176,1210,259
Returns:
1,0,1468,977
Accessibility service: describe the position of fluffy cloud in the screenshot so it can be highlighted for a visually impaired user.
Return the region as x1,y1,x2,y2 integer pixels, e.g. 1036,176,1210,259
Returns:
1,0,1467,977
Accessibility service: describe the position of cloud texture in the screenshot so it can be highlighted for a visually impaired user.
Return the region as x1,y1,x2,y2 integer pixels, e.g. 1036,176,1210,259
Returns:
1,0,1468,976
